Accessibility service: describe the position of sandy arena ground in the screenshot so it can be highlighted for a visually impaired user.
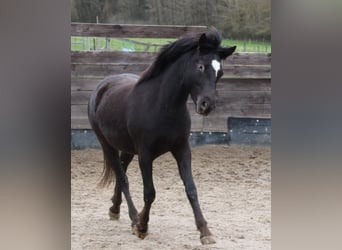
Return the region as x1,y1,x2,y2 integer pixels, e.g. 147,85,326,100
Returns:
71,145,271,250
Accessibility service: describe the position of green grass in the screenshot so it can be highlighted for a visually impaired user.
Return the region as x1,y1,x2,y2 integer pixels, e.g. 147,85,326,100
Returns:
221,39,271,53
71,36,271,53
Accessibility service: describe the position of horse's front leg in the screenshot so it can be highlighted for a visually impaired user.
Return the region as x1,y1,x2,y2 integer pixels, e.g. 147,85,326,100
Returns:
132,152,156,239
171,143,216,245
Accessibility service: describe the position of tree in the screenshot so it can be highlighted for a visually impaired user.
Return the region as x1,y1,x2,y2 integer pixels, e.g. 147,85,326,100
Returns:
71,0,271,40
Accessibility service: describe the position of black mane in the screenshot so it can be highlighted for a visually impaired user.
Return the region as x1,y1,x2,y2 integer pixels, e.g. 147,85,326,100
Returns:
136,28,222,85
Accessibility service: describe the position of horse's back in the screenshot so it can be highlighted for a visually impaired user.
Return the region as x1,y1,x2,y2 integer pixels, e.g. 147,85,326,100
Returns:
88,73,139,153
89,73,138,118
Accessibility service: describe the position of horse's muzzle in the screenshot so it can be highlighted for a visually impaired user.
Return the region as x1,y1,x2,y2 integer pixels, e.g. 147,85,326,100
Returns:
196,96,216,116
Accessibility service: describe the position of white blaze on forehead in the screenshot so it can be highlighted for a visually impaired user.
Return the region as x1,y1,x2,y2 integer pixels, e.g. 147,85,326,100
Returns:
211,59,221,77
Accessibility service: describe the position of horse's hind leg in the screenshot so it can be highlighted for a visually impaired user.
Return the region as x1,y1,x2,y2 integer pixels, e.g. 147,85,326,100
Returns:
109,152,134,220
101,144,139,225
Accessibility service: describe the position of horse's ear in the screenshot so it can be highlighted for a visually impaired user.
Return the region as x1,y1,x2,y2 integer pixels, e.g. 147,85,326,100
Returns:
218,46,237,60
199,33,208,45
198,33,210,51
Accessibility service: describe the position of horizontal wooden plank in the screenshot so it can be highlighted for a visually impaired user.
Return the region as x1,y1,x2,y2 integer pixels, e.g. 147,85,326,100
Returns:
71,104,88,118
217,78,271,91
72,117,91,129
71,51,157,64
217,91,271,105
224,103,271,117
71,63,147,77
72,91,195,107
71,23,208,38
225,52,271,65
72,88,270,106
72,101,271,131
71,105,90,129
213,102,271,114
71,63,270,79
71,76,103,91
71,76,271,92
71,97,201,118
72,91,92,105
223,65,271,79
71,90,271,109
71,104,204,130
71,51,271,65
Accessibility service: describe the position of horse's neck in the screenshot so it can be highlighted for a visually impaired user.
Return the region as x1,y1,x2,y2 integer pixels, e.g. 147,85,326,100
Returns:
158,60,189,110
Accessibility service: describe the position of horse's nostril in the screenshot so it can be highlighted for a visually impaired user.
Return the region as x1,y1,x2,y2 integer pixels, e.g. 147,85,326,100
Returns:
201,101,208,109
197,97,213,115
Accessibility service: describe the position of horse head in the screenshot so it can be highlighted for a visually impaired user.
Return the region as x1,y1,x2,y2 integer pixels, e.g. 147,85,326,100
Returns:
185,31,236,116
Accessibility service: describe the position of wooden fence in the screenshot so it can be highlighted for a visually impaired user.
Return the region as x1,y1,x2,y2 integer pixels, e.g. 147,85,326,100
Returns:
71,23,271,133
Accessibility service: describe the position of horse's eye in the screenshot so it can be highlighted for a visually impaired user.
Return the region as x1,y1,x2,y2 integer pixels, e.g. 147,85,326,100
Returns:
197,64,205,72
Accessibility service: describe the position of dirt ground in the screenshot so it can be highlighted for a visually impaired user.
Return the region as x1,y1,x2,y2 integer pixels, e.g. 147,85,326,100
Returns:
71,145,271,250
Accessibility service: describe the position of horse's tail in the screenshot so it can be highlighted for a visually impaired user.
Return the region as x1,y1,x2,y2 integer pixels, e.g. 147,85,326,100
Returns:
88,80,117,188
97,150,116,188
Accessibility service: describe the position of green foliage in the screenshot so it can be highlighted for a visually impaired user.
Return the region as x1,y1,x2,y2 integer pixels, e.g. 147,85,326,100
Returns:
71,0,271,41
71,37,271,53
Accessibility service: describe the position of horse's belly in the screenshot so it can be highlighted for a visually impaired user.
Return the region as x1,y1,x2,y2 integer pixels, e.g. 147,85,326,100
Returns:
105,130,137,154
126,105,191,157
143,125,190,157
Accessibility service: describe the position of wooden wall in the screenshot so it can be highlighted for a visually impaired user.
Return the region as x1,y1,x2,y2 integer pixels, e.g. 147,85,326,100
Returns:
71,23,271,132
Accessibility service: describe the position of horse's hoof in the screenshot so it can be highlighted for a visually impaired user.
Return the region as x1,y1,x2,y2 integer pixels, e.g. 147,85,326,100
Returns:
200,235,216,245
132,224,148,239
108,209,120,220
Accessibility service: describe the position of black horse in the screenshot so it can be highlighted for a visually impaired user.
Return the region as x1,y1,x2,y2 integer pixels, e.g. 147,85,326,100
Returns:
88,28,236,244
